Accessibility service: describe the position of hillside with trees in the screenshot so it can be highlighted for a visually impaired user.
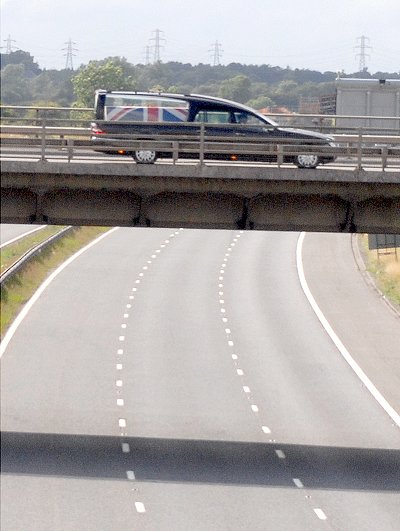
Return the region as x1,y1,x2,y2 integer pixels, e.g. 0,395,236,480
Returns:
1,49,399,112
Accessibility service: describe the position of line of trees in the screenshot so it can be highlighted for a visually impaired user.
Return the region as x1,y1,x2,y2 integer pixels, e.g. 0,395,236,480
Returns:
1,49,399,111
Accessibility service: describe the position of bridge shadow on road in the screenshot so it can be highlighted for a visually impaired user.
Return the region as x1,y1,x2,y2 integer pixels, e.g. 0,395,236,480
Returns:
1,431,399,491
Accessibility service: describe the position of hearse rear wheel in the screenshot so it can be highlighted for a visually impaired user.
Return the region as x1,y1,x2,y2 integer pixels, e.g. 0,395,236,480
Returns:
295,154,319,169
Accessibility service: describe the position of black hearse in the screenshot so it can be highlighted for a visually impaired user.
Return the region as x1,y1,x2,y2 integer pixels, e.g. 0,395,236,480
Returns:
91,90,336,167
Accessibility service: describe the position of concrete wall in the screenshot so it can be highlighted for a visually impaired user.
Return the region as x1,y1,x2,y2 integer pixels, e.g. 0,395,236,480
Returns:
1,161,399,234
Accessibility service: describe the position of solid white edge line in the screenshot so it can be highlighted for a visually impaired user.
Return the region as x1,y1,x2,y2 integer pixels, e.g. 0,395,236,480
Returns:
0,227,119,358
296,232,400,428
0,225,46,249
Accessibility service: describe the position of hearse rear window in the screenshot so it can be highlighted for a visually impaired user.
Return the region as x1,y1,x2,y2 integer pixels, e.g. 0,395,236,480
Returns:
104,94,189,123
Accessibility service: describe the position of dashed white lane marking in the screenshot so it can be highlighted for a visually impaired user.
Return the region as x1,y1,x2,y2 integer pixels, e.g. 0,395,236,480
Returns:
122,443,130,453
236,369,244,376
243,386,250,393
275,449,286,459
313,508,327,520
119,418,127,428
116,363,123,370
251,404,259,413
126,470,136,480
117,398,124,406
135,502,146,513
222,317,228,323
119,336,125,341
293,478,304,488
296,232,400,428
121,324,127,329
262,426,271,434
116,380,123,387
225,328,231,334
232,354,238,360
228,340,234,346
220,308,226,313
126,304,132,309
117,349,123,355
123,313,129,318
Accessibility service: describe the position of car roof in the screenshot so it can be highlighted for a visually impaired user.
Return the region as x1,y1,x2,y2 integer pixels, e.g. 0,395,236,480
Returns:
96,90,279,126
98,90,261,113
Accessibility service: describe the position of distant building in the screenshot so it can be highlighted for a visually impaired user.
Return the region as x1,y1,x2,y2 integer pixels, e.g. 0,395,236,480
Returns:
335,78,400,130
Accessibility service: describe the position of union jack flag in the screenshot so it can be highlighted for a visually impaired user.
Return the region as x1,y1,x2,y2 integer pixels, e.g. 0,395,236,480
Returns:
105,106,188,122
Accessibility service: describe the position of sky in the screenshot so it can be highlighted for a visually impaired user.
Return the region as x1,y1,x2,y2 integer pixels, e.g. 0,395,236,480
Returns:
1,0,399,74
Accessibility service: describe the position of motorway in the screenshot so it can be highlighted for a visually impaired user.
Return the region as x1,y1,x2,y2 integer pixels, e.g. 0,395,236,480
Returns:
1,227,400,530
0,224,46,248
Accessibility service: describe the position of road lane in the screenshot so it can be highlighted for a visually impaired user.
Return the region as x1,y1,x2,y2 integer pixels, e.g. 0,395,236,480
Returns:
1,228,399,530
0,223,45,247
302,232,400,411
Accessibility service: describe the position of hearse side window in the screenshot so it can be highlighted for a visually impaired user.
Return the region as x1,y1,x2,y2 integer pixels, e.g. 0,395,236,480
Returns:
193,110,234,123
232,111,268,126
103,94,189,122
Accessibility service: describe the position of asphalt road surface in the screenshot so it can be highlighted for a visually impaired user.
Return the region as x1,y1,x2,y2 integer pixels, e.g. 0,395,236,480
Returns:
1,228,399,530
0,224,46,247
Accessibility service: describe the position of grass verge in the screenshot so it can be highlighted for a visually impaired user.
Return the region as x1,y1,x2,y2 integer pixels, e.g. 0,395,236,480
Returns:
1,226,65,274
0,226,111,339
359,234,400,310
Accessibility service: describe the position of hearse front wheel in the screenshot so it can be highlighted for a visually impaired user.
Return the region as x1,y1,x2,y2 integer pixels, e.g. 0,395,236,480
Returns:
133,150,157,164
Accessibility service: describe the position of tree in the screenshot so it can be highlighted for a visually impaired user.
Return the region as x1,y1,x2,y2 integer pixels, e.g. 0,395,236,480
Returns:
219,75,251,103
0,64,32,103
247,95,275,110
71,59,134,106
0,50,41,77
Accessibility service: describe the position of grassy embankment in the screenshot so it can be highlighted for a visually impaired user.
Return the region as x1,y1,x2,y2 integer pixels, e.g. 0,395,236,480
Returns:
360,234,400,310
0,226,110,339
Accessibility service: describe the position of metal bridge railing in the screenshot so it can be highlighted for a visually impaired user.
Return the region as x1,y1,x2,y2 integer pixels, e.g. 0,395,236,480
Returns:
1,122,400,170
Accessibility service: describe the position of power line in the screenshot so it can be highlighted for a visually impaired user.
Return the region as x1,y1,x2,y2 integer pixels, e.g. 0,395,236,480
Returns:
149,29,165,63
355,35,372,71
62,38,78,70
209,40,223,66
1,35,18,54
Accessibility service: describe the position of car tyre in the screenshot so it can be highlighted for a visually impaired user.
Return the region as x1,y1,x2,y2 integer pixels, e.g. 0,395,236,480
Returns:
295,154,319,169
133,150,157,164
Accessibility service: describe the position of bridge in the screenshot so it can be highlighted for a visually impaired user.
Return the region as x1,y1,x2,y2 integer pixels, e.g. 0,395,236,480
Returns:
1,121,399,233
